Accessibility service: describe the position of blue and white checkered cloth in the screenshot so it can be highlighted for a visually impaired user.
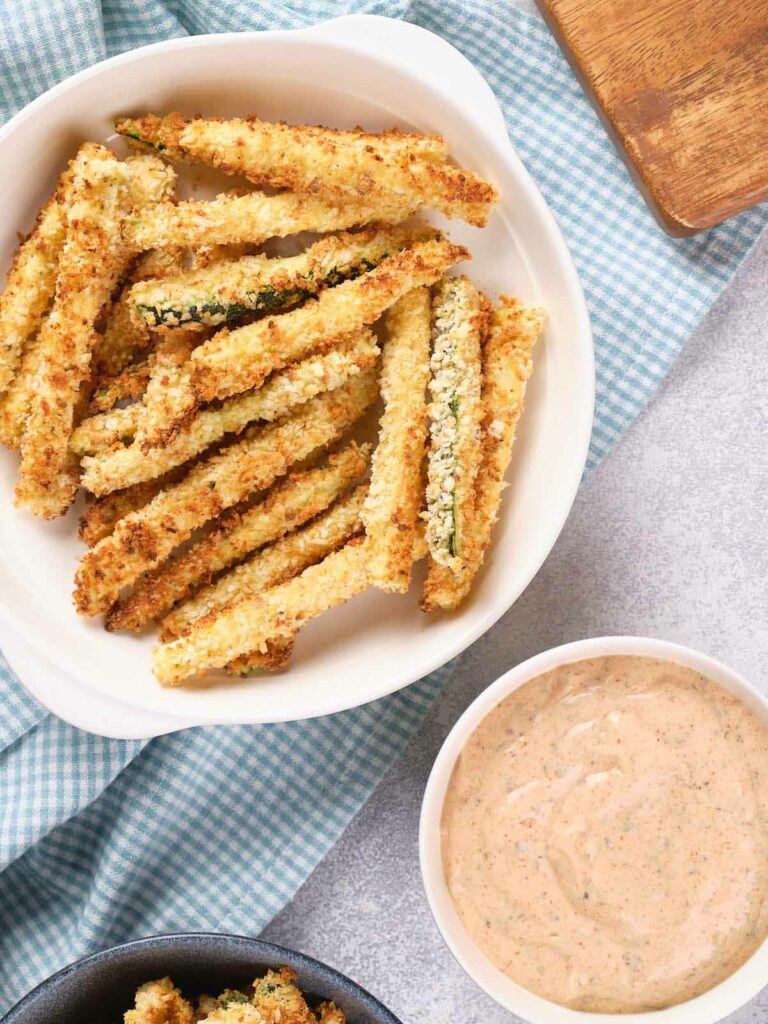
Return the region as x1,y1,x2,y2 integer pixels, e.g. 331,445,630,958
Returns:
1,0,766,1012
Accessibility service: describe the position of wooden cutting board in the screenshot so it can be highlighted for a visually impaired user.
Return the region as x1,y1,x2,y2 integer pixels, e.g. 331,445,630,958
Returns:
535,0,768,236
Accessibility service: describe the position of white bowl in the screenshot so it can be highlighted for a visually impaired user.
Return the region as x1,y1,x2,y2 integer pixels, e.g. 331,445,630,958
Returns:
419,636,768,1024
0,15,593,737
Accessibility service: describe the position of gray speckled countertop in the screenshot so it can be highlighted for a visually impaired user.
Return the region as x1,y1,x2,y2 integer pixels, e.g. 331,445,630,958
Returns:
262,226,768,1023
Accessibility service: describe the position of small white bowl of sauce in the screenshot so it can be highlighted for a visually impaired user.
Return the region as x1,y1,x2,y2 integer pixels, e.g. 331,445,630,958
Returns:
420,636,768,1024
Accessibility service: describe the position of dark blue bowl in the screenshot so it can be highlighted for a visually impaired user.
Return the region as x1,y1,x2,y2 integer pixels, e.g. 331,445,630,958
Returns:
3,933,402,1024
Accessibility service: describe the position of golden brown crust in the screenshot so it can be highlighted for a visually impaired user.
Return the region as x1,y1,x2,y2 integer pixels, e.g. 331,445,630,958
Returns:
191,237,468,402
16,144,131,518
73,373,377,616
124,191,414,251
78,464,193,547
106,443,370,632
88,357,152,414
133,329,199,452
172,116,495,226
363,287,430,592
160,482,368,642
0,330,45,449
153,535,377,685
82,332,379,495
124,977,194,1024
0,162,75,396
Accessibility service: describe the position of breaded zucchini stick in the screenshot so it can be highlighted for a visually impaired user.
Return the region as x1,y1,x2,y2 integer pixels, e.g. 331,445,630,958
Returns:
78,465,191,547
153,536,371,685
132,330,198,452
0,162,75,396
251,968,316,1024
118,114,496,226
93,248,184,377
16,145,131,518
0,331,45,449
118,111,447,164
70,403,141,456
107,443,370,632
422,276,488,578
81,332,379,494
316,1004,346,1024
422,298,544,611
363,287,430,592
130,226,423,330
89,357,151,414
124,191,413,251
161,481,367,641
225,636,295,676
124,976,194,1024
74,373,376,616
191,236,468,401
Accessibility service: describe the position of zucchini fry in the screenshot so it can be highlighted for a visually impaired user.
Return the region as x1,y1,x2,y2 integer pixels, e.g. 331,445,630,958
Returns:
107,443,370,632
117,112,447,164
153,536,369,685
124,191,413,251
251,968,316,1024
422,276,488,578
422,298,544,611
132,330,198,452
124,152,176,210
0,331,45,449
161,481,368,641
117,114,495,226
363,287,430,592
88,357,152,414
78,465,191,547
92,248,185,377
16,145,131,518
316,1004,346,1024
0,162,75,396
70,403,141,456
124,977,194,1024
81,332,379,494
224,636,295,676
130,226,423,330
73,372,377,616
191,236,468,401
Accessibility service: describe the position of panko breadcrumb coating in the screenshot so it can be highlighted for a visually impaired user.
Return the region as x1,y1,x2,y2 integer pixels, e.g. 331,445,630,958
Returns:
191,236,468,402
16,145,131,518
363,287,430,592
154,526,425,686
422,276,489,576
106,443,370,632
0,331,46,450
74,373,377,616
133,329,199,452
88,356,152,414
78,464,191,547
251,968,315,1024
81,331,379,494
0,162,75,396
123,190,414,251
129,226,423,331
70,402,141,457
124,976,194,1024
126,969,345,1024
422,297,544,611
161,482,367,643
117,113,496,226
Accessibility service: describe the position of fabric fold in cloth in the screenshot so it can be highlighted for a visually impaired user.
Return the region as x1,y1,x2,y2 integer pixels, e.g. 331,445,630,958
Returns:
0,0,766,1013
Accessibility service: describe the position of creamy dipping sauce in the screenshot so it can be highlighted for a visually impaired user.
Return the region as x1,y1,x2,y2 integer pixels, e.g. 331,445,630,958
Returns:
441,656,768,1012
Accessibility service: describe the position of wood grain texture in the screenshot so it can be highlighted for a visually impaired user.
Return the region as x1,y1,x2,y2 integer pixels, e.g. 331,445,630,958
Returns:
536,0,768,235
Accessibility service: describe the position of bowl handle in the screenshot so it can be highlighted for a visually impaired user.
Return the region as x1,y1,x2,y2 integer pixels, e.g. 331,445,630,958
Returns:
297,14,509,140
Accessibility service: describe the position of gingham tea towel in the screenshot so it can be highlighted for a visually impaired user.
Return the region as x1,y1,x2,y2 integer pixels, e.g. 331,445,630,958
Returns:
1,0,767,1012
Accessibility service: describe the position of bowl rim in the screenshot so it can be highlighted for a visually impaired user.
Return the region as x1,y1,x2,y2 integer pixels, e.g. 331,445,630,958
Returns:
3,931,403,1024
0,14,595,734
419,635,768,1024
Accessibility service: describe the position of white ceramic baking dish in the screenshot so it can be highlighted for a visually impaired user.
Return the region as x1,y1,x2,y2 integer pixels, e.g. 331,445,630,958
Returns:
0,15,593,737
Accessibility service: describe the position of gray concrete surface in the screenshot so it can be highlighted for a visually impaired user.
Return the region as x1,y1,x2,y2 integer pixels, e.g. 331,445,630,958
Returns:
262,228,768,1023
